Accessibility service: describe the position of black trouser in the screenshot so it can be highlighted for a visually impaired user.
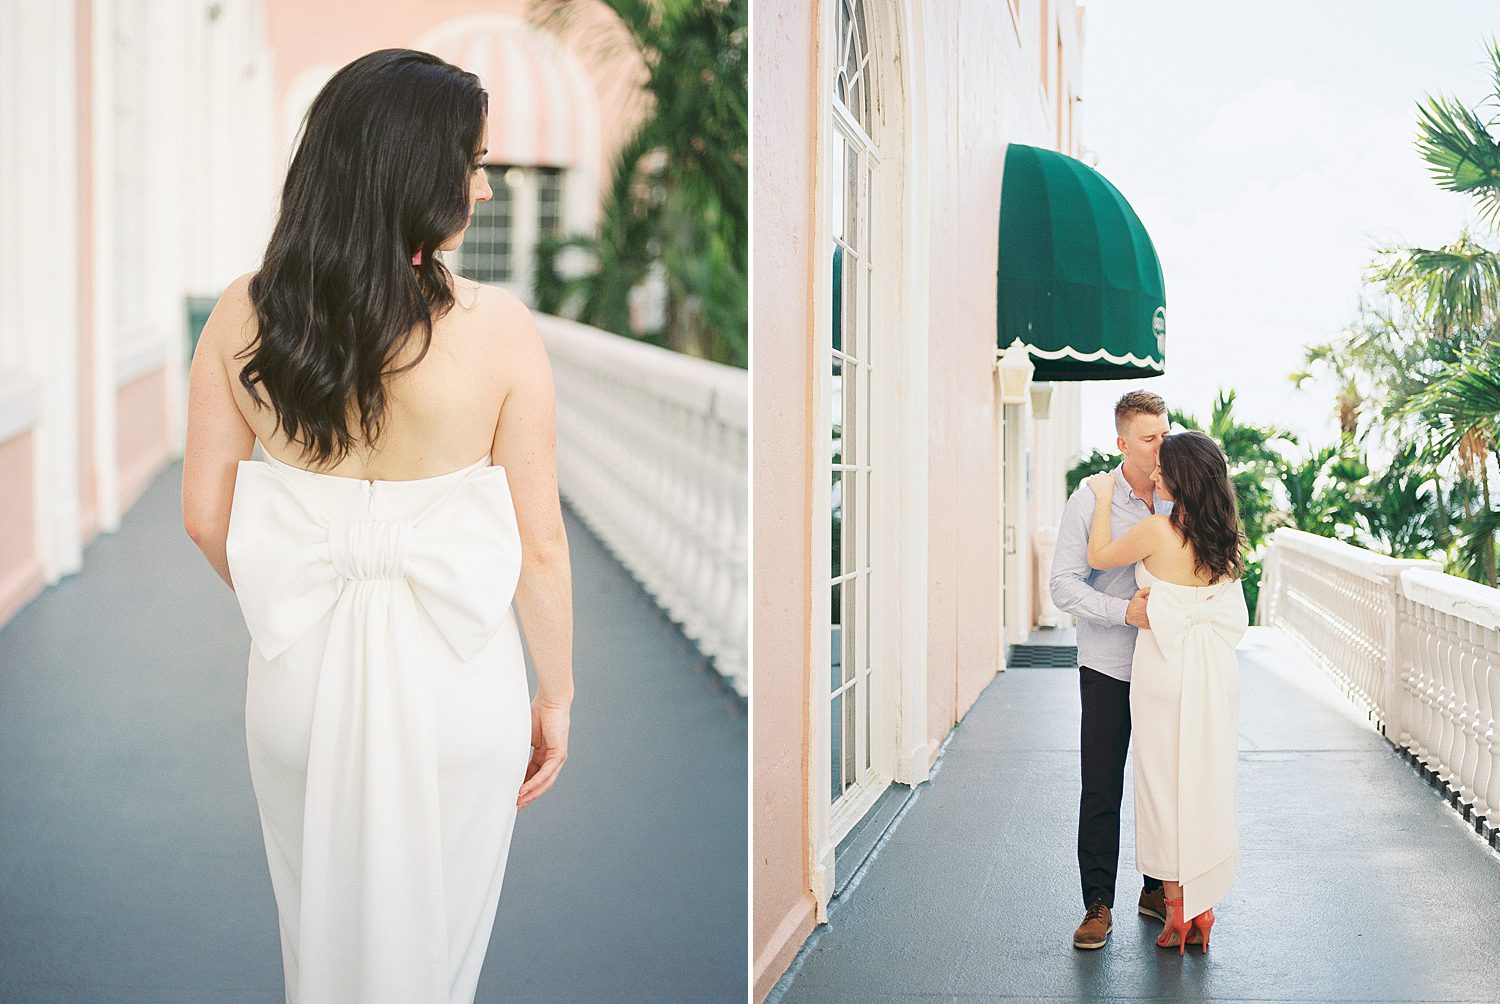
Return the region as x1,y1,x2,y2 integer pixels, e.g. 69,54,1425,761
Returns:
1078,665,1162,909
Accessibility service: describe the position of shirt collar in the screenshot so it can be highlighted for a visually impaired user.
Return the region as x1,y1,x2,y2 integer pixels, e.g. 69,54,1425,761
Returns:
1112,463,1174,514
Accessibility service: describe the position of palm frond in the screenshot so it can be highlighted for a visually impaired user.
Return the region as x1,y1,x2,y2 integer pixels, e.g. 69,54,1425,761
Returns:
1415,93,1500,223
1369,233,1500,335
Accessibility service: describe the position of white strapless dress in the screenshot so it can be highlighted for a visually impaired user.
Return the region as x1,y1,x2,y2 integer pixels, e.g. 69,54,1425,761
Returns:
1129,563,1249,920
225,451,531,1003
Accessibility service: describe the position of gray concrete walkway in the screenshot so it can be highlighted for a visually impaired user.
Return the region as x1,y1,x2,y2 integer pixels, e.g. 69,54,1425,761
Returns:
776,629,1500,1003
0,460,746,1003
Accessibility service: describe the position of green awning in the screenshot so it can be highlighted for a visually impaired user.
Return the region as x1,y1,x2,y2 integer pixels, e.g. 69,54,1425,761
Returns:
997,143,1166,381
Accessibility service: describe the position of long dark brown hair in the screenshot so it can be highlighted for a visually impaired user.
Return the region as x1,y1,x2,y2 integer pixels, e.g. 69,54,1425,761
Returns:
1158,430,1246,582
237,49,487,466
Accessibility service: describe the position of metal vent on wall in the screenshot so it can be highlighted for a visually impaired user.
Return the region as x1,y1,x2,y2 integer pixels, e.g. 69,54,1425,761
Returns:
1006,645,1078,668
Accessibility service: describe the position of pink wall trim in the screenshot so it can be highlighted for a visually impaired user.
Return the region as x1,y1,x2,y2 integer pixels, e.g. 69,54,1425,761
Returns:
0,430,43,629
115,368,171,516
753,895,816,1003
76,0,97,549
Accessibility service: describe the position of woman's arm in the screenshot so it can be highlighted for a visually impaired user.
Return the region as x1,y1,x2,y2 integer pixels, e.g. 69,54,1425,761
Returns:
1084,472,1161,570
182,274,258,588
489,294,573,808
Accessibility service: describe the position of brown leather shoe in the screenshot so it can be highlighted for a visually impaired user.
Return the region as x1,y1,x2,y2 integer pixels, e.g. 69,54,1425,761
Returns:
1073,902,1112,949
1138,886,1166,923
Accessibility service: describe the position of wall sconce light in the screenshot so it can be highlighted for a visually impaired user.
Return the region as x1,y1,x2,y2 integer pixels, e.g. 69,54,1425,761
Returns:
996,338,1034,405
1030,381,1054,420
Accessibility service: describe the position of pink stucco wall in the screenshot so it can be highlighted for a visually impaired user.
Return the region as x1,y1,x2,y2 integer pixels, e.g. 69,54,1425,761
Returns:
0,431,44,627
752,2,1081,997
750,4,819,998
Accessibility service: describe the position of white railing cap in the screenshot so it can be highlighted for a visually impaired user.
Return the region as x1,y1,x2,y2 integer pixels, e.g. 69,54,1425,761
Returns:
1267,527,1442,583
535,314,747,431
1400,568,1500,631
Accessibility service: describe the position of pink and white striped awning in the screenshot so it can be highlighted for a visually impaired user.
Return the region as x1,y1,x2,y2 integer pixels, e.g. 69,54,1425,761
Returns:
414,14,599,169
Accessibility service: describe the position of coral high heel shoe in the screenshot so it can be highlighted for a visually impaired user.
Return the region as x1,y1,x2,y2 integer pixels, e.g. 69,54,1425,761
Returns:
1186,908,1214,953
1155,896,1191,955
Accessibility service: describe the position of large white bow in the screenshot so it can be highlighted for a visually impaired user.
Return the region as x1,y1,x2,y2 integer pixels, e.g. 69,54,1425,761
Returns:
224,461,523,663
1147,581,1249,660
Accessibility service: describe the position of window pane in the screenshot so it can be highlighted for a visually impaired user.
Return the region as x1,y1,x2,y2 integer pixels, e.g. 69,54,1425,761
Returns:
461,165,514,282
861,661,871,773
830,357,843,465
844,251,859,362
865,467,873,576
831,469,842,579
842,576,857,685
842,677,857,787
831,575,845,802
843,356,857,466
830,690,844,801
833,138,847,241
831,244,843,354
846,142,859,255
537,167,563,241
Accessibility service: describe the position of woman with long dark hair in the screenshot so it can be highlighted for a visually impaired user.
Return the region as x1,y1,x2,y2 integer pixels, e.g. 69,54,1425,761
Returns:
1082,430,1249,955
181,48,573,1001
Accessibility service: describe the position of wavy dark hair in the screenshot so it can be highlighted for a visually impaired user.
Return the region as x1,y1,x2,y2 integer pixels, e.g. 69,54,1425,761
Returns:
1157,430,1247,583
237,48,487,466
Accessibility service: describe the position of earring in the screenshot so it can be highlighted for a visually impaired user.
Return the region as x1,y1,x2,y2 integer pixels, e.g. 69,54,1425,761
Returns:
411,247,423,266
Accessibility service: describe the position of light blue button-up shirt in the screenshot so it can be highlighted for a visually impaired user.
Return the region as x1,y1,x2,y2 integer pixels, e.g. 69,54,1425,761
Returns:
1048,464,1173,683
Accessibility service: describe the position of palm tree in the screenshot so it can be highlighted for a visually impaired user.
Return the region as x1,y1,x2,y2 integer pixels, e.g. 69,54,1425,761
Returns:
530,0,748,367
1349,445,1448,560
1275,444,1365,542
1305,39,1500,585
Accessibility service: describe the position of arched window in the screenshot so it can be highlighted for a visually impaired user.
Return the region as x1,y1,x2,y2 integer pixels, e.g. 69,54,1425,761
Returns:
829,0,880,831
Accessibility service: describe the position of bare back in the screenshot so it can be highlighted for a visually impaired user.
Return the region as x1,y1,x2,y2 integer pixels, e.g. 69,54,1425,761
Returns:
1139,514,1231,587
222,274,516,481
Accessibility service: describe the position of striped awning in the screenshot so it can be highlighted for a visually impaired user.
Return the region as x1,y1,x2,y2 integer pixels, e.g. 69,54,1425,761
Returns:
415,14,599,168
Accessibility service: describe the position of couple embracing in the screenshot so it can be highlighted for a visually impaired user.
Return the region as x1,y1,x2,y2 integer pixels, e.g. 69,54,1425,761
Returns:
1050,391,1251,954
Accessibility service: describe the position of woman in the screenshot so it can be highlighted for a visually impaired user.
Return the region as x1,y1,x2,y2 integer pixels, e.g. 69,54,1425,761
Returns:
1083,430,1249,954
181,49,573,1001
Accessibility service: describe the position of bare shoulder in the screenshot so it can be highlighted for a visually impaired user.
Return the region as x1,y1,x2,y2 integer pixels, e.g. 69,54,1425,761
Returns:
474,284,550,382
200,271,260,364
1143,513,1175,537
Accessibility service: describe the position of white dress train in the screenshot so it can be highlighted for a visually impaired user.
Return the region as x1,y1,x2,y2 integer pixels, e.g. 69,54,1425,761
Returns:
1129,563,1249,920
225,450,531,1003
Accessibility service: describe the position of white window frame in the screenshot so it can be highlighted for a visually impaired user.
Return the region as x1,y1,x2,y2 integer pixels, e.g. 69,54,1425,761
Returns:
827,99,884,845
807,0,932,921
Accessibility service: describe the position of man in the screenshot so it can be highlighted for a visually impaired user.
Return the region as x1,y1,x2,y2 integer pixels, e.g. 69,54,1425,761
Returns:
1049,390,1173,950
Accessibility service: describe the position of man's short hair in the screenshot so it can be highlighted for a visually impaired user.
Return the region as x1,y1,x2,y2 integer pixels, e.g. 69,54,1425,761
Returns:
1114,390,1167,434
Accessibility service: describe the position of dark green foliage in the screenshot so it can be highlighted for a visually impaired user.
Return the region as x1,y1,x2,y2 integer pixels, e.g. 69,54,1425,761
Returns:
530,0,747,367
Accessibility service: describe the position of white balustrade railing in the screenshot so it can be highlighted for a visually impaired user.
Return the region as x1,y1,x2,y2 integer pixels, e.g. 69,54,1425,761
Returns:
535,314,747,696
1397,569,1500,824
1260,527,1500,831
1257,529,1440,729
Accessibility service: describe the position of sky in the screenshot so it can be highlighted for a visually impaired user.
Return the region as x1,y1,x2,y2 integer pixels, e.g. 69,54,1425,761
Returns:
1076,0,1500,455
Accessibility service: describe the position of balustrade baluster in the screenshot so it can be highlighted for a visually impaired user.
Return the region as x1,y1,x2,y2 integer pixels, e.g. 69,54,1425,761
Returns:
534,315,747,695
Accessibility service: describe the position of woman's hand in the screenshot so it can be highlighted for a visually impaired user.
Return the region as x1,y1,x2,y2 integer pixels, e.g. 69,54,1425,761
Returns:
517,698,570,809
1085,472,1115,501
